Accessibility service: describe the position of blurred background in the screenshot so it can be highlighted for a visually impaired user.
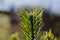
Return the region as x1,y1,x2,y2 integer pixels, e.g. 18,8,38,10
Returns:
0,0,60,40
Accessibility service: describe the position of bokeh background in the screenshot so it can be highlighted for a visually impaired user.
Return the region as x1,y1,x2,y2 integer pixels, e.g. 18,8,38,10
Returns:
0,0,60,40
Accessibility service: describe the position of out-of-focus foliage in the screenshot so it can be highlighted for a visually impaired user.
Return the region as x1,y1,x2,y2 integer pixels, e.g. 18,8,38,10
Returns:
9,32,18,40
